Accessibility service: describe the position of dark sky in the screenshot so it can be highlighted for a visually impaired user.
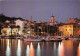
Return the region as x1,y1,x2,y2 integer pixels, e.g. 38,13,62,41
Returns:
0,0,80,23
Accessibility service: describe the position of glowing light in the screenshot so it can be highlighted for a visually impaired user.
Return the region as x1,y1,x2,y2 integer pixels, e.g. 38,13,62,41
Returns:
28,31,31,34
6,39,11,56
17,39,21,56
78,43,80,56
53,42,57,56
58,42,64,56
54,42,56,49
37,43,41,56
26,45,29,56
30,42,34,56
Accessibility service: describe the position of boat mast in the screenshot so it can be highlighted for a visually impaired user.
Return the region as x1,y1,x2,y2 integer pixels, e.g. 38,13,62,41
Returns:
29,16,32,37
47,23,48,36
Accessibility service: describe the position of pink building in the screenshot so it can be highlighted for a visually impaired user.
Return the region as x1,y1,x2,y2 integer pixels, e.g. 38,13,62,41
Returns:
67,18,78,24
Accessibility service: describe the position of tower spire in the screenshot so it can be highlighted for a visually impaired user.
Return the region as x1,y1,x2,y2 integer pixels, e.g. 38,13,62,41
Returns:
51,13,54,17
52,13,53,16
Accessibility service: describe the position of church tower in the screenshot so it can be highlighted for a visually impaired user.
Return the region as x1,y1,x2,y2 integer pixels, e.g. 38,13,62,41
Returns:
50,15,56,26
50,16,55,23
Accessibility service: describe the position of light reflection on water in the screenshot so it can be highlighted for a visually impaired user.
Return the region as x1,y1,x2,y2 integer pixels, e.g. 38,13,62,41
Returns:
58,42,64,56
29,42,34,56
17,39,21,56
26,45,29,56
78,42,80,56
6,39,11,56
37,43,41,56
0,39,80,56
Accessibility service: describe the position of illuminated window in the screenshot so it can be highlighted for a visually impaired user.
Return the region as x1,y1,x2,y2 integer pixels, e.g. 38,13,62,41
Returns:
65,26,67,27
70,26,71,27
70,29,71,31
66,29,67,31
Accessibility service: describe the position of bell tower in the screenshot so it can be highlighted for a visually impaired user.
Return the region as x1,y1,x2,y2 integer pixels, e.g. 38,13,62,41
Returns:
50,16,55,23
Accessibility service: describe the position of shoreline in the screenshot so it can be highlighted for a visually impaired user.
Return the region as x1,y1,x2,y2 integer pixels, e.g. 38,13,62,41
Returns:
0,36,80,42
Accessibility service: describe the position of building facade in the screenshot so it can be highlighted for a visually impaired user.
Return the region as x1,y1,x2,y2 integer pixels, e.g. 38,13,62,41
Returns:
1,26,20,36
59,24,80,37
67,18,80,24
15,19,28,35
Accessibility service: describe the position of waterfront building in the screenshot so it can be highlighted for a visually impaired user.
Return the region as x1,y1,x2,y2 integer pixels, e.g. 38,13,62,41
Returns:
33,21,58,36
15,19,27,35
67,18,80,24
5,20,10,23
26,21,35,36
1,26,20,36
15,19,35,36
5,20,15,26
59,24,80,37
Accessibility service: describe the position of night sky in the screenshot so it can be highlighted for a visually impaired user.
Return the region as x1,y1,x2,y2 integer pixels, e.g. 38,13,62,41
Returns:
0,0,80,23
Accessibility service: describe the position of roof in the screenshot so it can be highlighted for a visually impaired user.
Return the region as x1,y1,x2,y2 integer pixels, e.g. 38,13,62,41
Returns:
2,25,20,28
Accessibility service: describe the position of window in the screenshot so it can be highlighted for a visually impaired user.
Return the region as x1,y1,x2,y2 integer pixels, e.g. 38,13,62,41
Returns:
70,26,71,27
70,29,71,31
66,29,67,31
65,26,67,27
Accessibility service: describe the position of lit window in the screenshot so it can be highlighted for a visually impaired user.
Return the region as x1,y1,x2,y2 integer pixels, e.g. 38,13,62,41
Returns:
70,29,71,31
65,26,67,27
66,29,67,31
70,26,71,27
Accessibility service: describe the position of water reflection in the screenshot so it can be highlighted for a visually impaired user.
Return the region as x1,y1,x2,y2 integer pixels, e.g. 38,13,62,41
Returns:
29,42,34,56
0,39,80,56
53,42,57,56
6,39,11,56
78,42,80,56
58,42,64,56
37,43,41,56
17,39,21,56
26,45,29,56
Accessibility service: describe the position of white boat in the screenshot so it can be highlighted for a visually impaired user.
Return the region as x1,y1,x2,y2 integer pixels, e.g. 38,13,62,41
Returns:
23,38,42,42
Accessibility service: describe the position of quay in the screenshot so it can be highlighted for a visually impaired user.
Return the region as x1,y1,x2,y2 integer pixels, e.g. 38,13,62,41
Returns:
23,38,62,42
1,36,80,42
22,36,63,42
0,36,23,39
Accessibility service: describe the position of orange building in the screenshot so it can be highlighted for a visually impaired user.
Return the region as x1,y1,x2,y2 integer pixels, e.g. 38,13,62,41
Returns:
59,24,80,37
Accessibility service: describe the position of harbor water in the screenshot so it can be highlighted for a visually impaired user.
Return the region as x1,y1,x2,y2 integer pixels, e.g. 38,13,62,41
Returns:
0,39,80,56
